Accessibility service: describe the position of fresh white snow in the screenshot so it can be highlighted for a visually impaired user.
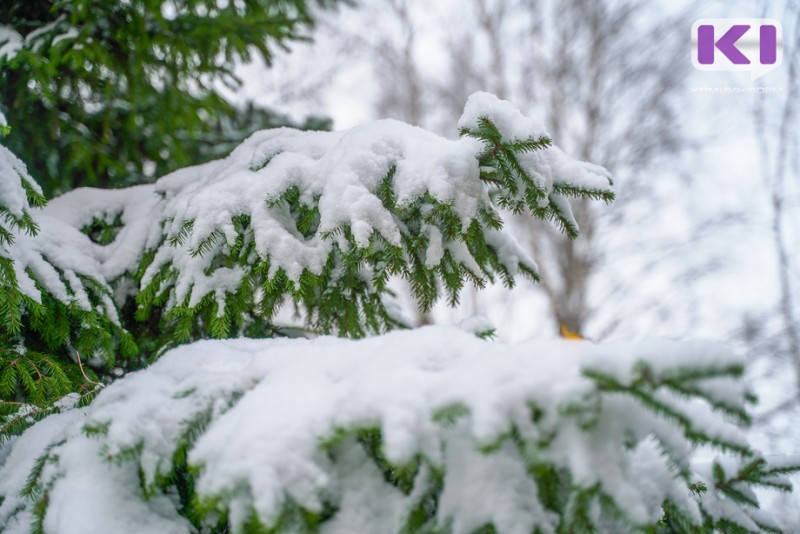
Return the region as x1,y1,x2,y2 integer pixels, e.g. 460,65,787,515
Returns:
0,328,787,533
0,26,22,61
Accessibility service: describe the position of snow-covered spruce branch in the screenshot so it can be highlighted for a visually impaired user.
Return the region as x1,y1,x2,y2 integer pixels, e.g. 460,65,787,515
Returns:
1,92,612,438
1,329,797,533
3,94,612,341
128,92,609,342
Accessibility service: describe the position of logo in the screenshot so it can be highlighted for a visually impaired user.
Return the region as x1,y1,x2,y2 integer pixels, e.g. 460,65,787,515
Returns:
692,19,782,80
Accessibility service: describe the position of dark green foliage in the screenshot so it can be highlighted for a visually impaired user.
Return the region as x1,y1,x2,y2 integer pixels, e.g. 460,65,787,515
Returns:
356,427,421,494
81,214,124,246
0,349,94,437
1,197,136,440
431,403,470,427
0,0,337,195
0,274,135,440
136,184,522,345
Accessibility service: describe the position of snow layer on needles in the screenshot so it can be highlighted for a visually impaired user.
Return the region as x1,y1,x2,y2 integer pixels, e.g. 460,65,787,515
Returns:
12,215,114,313
45,185,162,281
147,120,488,289
459,92,612,195
0,144,40,222
458,91,548,142
0,328,766,533
0,26,22,61
518,146,613,195
2,92,609,315
0,142,120,317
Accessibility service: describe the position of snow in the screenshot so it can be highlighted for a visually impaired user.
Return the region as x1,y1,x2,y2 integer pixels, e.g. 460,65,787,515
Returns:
0,26,22,61
51,28,79,47
457,314,495,335
517,145,613,197
12,215,116,314
584,338,744,382
0,328,786,532
0,410,84,533
423,225,444,266
24,16,66,52
42,435,191,534
0,144,41,223
1,142,121,316
438,427,554,534
321,439,410,533
45,185,162,281
146,120,489,294
458,91,548,142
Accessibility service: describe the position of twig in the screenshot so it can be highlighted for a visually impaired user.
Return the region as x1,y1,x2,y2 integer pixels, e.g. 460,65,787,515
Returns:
75,351,101,387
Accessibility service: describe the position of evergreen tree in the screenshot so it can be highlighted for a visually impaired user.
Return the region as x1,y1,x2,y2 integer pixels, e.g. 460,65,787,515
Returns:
1,90,798,532
0,0,336,195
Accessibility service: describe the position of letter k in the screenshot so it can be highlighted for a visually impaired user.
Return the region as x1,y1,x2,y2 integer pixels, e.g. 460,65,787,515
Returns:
698,25,750,64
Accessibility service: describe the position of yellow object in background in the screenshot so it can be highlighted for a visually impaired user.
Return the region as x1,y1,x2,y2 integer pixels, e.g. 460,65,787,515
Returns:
560,325,584,340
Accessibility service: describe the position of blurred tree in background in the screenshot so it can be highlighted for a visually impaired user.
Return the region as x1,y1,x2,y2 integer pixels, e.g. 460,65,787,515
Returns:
0,0,335,196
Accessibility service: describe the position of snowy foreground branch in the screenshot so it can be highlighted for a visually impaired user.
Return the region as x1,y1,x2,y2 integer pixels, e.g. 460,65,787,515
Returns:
1,328,797,533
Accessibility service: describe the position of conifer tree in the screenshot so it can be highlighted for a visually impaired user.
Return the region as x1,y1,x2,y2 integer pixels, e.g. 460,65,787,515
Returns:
0,0,337,195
